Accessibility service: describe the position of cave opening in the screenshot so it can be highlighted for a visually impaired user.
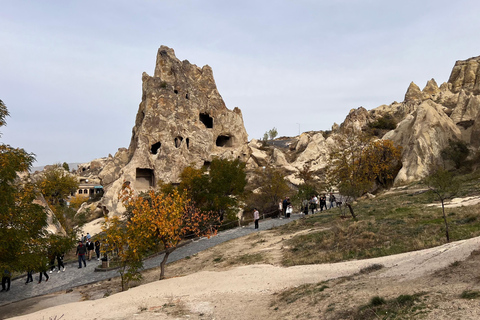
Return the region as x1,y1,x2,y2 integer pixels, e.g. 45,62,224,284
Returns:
199,113,213,128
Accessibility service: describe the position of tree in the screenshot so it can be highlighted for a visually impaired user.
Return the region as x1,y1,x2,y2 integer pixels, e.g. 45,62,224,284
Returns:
119,185,219,280
101,215,146,291
246,166,291,215
327,131,402,219
268,127,278,140
37,164,79,231
0,100,49,272
179,158,246,223
425,168,460,242
362,139,402,188
441,139,470,170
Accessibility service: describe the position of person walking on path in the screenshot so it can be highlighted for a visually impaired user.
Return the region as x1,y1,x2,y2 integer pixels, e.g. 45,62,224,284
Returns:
95,239,101,261
1,269,11,292
25,270,33,284
56,253,65,272
319,194,327,211
38,262,49,284
253,208,260,229
76,240,87,268
329,193,336,209
86,239,94,261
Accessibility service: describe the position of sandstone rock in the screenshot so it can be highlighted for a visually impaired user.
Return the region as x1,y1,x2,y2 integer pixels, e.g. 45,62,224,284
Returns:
339,107,370,134
99,46,250,215
422,79,440,99
384,100,461,184
404,82,422,102
448,56,480,94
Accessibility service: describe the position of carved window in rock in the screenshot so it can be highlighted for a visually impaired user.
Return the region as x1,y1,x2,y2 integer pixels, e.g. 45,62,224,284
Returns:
135,168,155,190
199,113,213,128
186,138,190,149
216,135,232,147
175,136,183,148
151,142,161,155
174,89,179,94
203,161,211,169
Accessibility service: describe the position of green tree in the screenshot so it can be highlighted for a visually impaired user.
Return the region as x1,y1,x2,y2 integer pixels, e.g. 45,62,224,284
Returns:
268,127,278,140
37,164,79,231
246,166,291,215
102,215,145,291
180,158,247,223
62,162,70,172
425,168,460,242
441,139,470,170
0,100,49,272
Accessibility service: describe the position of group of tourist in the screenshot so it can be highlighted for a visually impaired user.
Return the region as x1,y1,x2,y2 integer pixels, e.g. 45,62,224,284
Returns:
0,232,102,293
77,233,102,268
302,193,336,215
278,193,338,219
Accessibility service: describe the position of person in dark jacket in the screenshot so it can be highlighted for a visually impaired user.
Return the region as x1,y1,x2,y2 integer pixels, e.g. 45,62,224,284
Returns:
95,240,101,261
1,269,11,291
56,253,65,272
86,240,95,261
76,241,87,268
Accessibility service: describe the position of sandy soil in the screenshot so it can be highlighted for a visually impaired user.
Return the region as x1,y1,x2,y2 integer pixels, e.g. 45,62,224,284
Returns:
6,217,480,320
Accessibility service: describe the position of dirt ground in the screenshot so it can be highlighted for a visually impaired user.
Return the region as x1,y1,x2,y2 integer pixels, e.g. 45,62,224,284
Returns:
5,220,480,320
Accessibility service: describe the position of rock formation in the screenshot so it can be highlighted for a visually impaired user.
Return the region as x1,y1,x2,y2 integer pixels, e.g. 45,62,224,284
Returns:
96,46,250,215
76,51,480,220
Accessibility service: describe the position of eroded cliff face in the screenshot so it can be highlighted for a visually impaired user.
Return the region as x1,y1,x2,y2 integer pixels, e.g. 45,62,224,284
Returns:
97,46,250,215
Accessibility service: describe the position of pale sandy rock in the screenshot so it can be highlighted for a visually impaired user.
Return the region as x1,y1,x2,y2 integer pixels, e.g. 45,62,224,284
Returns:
448,56,480,94
98,148,128,186
285,173,303,185
339,107,370,133
272,148,296,172
404,82,422,102
295,133,310,152
292,132,328,172
248,138,263,149
422,78,440,99
384,100,461,184
98,46,250,215
249,147,269,167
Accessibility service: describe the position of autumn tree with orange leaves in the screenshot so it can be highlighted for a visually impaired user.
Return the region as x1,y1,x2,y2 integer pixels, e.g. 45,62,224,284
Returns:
327,130,402,219
118,184,219,280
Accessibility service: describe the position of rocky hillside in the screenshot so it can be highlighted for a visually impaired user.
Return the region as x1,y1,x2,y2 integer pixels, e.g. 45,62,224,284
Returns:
76,49,480,216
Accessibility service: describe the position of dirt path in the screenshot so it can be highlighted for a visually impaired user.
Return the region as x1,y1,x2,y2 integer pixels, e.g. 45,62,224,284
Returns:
7,234,480,320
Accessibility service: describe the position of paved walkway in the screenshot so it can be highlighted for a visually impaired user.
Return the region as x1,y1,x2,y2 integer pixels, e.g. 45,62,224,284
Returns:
0,214,302,307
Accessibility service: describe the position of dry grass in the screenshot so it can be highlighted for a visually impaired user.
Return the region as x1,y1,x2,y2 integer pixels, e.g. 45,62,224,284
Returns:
279,174,480,266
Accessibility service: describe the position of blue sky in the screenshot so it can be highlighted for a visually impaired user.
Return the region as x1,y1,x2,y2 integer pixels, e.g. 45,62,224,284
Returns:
2,0,480,166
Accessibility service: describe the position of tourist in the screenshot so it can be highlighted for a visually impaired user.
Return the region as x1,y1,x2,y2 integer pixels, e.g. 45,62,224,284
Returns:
25,270,33,284
1,269,11,292
329,193,336,209
86,239,95,261
285,197,292,218
38,262,49,283
309,196,316,215
76,240,87,268
320,194,327,211
95,239,101,261
56,253,66,272
302,198,309,216
253,208,260,229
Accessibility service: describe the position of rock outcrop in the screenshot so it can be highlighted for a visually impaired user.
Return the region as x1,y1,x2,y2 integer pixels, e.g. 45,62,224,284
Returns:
97,46,250,215
76,51,480,218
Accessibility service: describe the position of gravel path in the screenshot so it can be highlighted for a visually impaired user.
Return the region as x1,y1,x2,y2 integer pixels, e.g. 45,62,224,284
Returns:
0,213,302,307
